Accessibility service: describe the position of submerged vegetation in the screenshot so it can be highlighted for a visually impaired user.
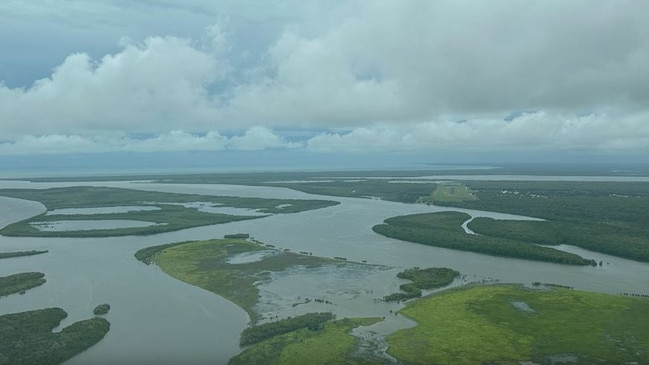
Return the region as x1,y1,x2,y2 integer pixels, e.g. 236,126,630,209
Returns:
387,284,649,365
373,212,594,265
0,272,46,298
135,237,336,322
384,267,459,302
0,186,339,237
0,308,110,365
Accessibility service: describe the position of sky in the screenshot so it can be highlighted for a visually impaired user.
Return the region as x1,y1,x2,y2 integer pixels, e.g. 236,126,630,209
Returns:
1,0,649,173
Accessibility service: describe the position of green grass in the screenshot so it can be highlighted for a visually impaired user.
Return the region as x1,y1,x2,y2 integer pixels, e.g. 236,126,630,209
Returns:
0,272,46,298
0,307,110,365
387,284,649,365
0,250,48,260
0,186,339,237
136,238,336,322
229,317,383,365
372,212,594,265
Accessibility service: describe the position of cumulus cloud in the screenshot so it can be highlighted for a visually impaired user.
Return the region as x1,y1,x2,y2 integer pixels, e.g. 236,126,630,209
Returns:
306,111,649,154
1,1,649,157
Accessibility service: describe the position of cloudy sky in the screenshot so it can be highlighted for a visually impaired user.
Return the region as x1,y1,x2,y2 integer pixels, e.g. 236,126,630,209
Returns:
1,0,649,173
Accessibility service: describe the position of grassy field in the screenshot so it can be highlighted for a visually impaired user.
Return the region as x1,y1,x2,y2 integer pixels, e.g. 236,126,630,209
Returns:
229,317,383,365
373,212,594,265
136,237,336,322
0,272,46,298
0,186,338,237
418,183,477,204
0,307,110,365
387,284,649,365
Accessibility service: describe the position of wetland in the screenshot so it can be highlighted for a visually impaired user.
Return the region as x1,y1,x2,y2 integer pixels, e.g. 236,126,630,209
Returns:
1,170,649,364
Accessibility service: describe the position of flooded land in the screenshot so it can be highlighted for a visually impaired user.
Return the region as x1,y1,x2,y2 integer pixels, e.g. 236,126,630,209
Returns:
1,173,649,364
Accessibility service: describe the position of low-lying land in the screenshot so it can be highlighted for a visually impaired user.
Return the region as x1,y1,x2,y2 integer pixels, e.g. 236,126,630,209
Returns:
436,180,649,262
373,212,594,265
229,317,383,365
0,272,46,298
0,250,48,260
135,237,339,322
418,183,476,204
384,267,459,302
387,284,649,365
0,186,339,237
240,312,334,346
0,307,110,365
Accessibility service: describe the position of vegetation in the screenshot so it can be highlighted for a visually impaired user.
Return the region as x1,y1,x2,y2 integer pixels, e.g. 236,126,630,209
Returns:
0,272,46,298
0,250,48,260
93,304,111,316
418,183,476,204
224,233,250,239
384,267,460,302
240,312,334,346
387,284,649,365
0,186,339,237
373,212,594,265
435,180,649,262
0,307,110,365
135,238,336,322
230,317,383,365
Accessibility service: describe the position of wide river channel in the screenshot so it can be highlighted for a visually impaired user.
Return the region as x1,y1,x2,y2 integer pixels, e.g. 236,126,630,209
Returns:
1,178,648,364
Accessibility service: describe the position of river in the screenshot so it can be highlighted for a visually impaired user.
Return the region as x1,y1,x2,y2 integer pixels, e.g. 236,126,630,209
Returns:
1,179,648,364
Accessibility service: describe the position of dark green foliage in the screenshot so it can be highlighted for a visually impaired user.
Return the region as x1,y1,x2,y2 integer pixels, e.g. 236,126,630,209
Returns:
93,304,110,316
397,267,460,289
437,181,649,262
0,186,338,237
240,312,335,346
0,272,46,298
0,250,48,260
224,233,250,239
384,267,459,302
0,308,109,365
373,212,593,265
134,240,195,265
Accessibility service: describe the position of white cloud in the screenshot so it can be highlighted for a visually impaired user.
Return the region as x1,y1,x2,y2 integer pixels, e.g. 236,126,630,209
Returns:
306,111,649,154
1,1,649,158
0,127,298,155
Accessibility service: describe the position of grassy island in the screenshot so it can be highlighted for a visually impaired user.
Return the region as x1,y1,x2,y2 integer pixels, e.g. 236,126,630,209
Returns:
373,212,594,265
0,307,110,365
387,284,649,365
135,237,337,322
0,272,46,298
384,267,460,302
0,186,339,237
